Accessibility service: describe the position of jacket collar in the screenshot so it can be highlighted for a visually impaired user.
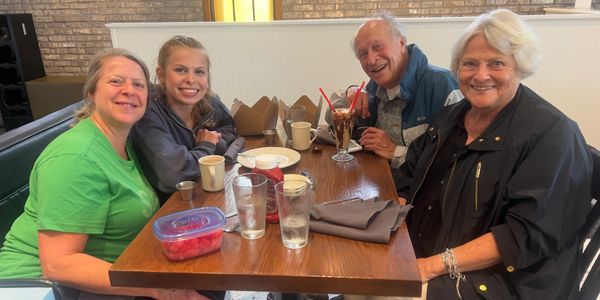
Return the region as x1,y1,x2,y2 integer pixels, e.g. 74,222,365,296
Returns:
430,84,524,152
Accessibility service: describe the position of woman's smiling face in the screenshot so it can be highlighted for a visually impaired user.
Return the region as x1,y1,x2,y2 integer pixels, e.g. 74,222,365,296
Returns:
457,34,521,114
90,56,148,128
158,47,209,108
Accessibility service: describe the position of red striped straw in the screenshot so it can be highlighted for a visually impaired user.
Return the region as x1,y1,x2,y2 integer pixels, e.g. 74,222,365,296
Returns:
319,87,336,112
349,81,366,113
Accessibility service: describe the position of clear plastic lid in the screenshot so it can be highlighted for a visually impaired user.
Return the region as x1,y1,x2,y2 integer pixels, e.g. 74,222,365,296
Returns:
254,154,278,169
152,207,225,241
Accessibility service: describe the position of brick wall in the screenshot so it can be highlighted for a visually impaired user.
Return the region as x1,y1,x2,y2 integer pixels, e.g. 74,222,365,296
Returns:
0,0,203,77
1,0,597,77
281,0,580,19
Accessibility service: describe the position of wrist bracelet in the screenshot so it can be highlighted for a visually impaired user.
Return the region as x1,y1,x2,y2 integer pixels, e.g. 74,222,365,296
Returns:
441,248,466,299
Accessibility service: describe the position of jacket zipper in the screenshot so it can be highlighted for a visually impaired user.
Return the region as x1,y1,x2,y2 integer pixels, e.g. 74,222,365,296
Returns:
441,159,458,213
475,161,482,212
410,128,440,204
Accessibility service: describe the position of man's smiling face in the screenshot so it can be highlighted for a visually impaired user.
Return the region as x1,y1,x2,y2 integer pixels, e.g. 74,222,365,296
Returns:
354,20,406,89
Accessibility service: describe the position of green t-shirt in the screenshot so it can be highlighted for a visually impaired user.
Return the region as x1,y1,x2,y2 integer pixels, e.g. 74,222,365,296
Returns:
0,118,159,278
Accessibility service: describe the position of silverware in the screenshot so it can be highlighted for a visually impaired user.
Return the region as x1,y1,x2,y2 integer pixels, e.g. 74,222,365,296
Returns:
300,169,316,189
223,216,240,233
237,153,254,159
321,197,362,206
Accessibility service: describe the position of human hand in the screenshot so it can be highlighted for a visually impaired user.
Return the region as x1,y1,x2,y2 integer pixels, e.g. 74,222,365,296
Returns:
196,129,222,145
345,86,370,119
154,289,211,300
358,127,395,159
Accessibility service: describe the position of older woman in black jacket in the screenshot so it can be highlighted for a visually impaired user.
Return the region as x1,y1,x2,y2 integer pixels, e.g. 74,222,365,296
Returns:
395,9,592,299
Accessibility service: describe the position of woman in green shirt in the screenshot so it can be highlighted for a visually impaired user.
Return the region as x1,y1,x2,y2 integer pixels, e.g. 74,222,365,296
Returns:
0,49,207,300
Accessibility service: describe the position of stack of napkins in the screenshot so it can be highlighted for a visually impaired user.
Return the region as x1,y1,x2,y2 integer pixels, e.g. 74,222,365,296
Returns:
223,137,246,164
310,197,412,243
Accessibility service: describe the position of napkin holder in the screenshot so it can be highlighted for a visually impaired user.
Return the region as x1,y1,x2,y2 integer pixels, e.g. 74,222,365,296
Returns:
232,96,279,136
278,95,323,129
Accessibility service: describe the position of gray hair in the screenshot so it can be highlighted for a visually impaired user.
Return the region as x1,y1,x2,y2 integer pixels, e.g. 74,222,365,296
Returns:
352,11,408,53
73,48,150,125
450,9,541,79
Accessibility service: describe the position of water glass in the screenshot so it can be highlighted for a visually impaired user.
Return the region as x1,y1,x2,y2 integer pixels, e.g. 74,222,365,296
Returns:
275,179,314,249
232,173,268,240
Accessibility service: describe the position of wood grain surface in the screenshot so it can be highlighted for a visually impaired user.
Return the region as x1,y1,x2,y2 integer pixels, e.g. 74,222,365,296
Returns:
109,134,421,297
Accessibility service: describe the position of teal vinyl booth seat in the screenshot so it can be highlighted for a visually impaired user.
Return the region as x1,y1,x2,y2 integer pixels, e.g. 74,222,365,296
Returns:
0,101,82,300
0,101,83,248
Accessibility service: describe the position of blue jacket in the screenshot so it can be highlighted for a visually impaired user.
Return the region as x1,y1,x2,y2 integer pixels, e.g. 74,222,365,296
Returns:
361,44,459,134
360,44,460,167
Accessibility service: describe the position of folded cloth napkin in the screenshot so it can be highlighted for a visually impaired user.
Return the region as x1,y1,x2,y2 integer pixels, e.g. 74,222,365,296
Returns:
310,197,412,243
315,124,336,145
223,137,246,163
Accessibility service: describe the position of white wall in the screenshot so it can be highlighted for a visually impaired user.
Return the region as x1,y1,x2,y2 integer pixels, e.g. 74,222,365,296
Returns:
107,14,600,147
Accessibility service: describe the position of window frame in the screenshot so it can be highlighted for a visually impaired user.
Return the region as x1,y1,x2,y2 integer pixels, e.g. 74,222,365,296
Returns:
202,0,282,21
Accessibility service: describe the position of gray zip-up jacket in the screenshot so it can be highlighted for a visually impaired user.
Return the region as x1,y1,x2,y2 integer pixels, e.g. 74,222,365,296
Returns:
131,86,237,198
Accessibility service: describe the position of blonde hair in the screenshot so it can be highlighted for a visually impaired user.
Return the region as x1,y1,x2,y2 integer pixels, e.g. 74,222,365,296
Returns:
156,35,213,121
450,9,541,79
73,48,150,125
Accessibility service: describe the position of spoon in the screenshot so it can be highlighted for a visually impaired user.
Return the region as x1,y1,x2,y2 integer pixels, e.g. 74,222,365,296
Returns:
223,216,240,233
300,169,316,190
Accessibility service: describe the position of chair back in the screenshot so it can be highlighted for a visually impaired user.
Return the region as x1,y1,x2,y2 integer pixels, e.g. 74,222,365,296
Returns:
0,278,65,300
576,146,600,300
0,101,82,247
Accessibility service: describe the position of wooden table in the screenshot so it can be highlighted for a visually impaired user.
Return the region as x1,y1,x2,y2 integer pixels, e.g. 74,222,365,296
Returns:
109,135,421,297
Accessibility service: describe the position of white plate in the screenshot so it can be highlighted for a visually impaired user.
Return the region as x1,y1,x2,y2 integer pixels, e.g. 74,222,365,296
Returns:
237,147,301,169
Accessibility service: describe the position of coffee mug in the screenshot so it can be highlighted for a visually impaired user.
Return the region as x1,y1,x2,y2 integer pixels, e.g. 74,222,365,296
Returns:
291,121,318,151
198,155,225,192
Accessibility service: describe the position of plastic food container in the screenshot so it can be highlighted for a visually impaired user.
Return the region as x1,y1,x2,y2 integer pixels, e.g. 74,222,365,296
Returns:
152,207,226,261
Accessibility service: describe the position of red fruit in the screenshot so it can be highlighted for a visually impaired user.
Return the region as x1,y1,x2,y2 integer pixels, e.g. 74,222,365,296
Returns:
209,234,222,251
266,213,279,223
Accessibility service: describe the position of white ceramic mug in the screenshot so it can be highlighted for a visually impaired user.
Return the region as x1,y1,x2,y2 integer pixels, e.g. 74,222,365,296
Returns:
291,121,318,151
198,155,225,192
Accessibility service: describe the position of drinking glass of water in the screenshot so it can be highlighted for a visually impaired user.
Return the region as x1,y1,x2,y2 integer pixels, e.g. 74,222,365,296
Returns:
232,173,268,240
275,179,314,249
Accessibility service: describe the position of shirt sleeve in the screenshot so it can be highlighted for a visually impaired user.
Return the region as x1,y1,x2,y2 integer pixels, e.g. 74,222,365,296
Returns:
390,145,408,169
36,155,109,234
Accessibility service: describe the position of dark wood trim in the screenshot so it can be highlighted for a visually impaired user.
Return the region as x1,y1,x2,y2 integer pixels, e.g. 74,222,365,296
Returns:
203,0,214,21
202,0,281,21
274,0,282,20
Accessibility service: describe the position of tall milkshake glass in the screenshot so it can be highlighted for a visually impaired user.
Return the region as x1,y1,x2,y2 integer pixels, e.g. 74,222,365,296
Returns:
331,108,355,162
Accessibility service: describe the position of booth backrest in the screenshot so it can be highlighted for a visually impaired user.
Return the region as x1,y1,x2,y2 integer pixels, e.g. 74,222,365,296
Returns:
0,101,83,247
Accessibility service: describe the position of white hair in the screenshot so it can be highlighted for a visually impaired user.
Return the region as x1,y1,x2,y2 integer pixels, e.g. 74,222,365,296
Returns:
450,9,542,79
352,11,408,53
